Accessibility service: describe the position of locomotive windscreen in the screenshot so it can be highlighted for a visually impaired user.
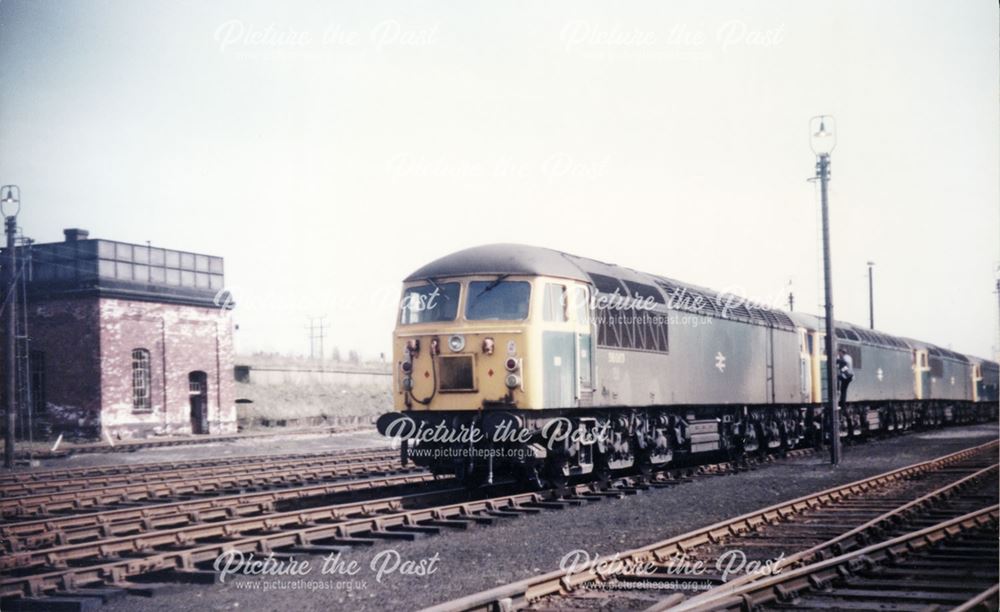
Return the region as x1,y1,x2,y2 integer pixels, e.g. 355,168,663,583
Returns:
400,282,460,324
465,280,530,320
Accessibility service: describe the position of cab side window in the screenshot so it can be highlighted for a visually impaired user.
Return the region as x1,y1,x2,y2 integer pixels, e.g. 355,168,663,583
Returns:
543,283,568,322
574,286,590,325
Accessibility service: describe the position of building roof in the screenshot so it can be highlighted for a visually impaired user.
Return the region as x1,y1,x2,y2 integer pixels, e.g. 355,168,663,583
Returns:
23,229,228,309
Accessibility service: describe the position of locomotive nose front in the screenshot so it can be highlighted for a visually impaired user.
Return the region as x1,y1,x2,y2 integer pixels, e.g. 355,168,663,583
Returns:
390,277,531,413
395,329,525,411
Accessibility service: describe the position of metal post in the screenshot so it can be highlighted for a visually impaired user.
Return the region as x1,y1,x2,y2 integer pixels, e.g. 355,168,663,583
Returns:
3,216,17,469
817,154,840,465
867,262,875,329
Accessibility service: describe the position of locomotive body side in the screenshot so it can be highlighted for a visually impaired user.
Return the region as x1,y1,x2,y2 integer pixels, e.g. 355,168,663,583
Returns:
376,244,997,486
971,358,999,404
589,309,804,407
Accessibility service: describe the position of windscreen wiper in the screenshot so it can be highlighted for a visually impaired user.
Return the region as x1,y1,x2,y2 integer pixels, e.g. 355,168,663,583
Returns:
427,277,451,300
476,274,509,298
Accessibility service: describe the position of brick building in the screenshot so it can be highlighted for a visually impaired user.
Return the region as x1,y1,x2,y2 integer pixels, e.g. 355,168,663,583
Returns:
19,228,236,440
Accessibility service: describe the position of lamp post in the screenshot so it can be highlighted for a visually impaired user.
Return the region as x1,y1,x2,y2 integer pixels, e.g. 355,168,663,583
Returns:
867,261,875,329
810,116,840,465
1,185,20,469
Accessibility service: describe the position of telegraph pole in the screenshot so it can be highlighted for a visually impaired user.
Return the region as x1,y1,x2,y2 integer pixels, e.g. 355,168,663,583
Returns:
318,318,325,363
810,118,840,465
2,186,20,469
306,315,328,362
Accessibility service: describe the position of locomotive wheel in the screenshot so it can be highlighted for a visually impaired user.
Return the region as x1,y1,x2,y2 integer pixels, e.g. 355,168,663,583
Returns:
593,466,611,488
742,422,761,456
592,455,612,487
725,440,746,465
456,462,489,489
522,465,546,490
637,457,653,479
544,458,570,491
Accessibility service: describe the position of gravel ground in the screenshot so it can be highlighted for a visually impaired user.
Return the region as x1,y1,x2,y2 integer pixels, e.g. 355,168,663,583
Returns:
85,424,998,612
15,430,389,471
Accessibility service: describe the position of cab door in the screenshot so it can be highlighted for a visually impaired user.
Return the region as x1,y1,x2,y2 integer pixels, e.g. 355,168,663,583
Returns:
798,328,813,403
815,331,829,403
541,282,576,408
913,349,930,399
574,285,594,407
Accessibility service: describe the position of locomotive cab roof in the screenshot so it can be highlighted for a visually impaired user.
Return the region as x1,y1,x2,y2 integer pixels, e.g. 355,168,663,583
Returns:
406,244,804,331
404,244,590,283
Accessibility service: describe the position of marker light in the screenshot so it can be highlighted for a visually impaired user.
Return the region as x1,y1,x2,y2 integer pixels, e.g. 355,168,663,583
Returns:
505,358,518,372
400,361,413,374
505,374,520,389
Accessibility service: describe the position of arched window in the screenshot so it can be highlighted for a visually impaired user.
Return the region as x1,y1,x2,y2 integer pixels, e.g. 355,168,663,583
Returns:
131,348,152,412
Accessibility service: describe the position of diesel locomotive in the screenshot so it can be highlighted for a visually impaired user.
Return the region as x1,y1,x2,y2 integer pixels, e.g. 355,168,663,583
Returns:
376,244,999,487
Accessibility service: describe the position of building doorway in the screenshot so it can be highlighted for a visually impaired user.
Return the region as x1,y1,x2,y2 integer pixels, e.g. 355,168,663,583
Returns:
188,371,209,434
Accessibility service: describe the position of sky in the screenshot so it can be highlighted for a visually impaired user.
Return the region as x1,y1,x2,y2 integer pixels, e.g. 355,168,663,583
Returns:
1,0,997,360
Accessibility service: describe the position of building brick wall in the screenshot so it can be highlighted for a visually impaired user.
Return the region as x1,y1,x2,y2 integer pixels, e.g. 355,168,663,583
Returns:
27,298,103,437
26,296,236,440
98,298,236,439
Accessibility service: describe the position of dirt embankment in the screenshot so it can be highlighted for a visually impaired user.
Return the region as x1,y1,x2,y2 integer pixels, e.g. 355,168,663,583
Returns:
233,356,393,429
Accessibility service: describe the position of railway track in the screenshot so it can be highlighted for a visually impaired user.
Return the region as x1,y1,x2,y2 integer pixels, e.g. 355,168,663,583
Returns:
0,476,643,602
0,447,804,608
0,445,392,485
426,439,999,611
12,422,373,460
0,456,421,519
682,506,998,611
0,448,399,496
0,471,445,552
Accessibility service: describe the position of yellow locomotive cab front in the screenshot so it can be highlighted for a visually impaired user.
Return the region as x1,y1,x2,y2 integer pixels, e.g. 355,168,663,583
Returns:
392,275,540,412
